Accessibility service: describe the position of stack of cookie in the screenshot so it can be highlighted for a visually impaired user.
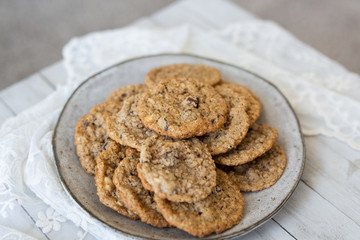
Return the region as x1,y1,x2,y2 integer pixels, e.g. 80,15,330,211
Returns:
74,64,287,237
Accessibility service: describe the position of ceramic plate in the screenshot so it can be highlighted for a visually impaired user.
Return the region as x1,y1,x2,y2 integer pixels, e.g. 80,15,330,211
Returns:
53,54,305,239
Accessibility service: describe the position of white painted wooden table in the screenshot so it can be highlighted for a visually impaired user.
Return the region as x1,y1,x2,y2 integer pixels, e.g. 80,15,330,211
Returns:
1,0,359,239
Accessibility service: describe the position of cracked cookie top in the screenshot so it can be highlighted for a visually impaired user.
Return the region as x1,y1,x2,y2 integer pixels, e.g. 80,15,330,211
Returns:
113,148,169,228
74,100,123,175
216,82,262,125
107,84,147,103
144,64,221,87
220,143,286,192
201,85,250,155
214,123,278,166
106,94,156,151
138,135,216,203
137,77,228,139
155,169,244,238
94,141,138,219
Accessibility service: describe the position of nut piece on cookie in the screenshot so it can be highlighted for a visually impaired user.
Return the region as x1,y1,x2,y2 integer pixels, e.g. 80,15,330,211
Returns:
214,123,278,166
107,84,147,103
145,63,221,87
94,141,138,219
220,143,287,192
74,100,123,175
138,135,216,203
137,78,228,139
155,169,244,238
106,94,156,151
113,148,169,228
201,86,250,155
216,82,262,125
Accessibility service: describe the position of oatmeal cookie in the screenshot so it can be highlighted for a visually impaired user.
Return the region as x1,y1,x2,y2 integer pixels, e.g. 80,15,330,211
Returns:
113,148,169,227
155,169,244,238
217,82,261,125
139,135,216,203
94,141,138,219
214,123,278,166
74,100,123,175
106,94,156,151
137,78,228,139
137,163,154,192
107,84,147,103
220,143,286,191
201,86,250,155
145,64,221,87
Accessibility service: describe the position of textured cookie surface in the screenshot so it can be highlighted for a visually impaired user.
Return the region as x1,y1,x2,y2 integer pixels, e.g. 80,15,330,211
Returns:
94,141,138,219
107,84,147,103
139,135,216,203
106,94,156,151
201,86,250,155
113,148,169,228
214,123,278,166
137,163,154,192
155,169,244,238
137,78,228,139
145,64,221,87
221,143,286,192
74,101,123,175
217,82,262,125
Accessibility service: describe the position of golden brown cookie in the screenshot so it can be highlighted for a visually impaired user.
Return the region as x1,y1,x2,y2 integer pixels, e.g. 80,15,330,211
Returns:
137,78,228,139
106,94,156,151
221,143,286,192
139,135,216,203
113,148,169,228
214,123,278,166
145,64,221,87
200,86,250,155
74,101,123,175
136,163,154,192
155,169,244,238
107,84,147,103
217,82,262,125
94,141,138,219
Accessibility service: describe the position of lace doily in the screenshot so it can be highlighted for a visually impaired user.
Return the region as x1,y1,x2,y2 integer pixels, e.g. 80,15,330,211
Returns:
0,21,359,239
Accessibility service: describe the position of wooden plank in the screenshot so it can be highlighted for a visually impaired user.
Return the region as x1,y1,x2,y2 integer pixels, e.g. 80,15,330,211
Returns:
0,225,43,240
47,222,96,240
0,201,46,239
0,98,15,127
302,135,360,224
40,61,68,88
21,201,96,240
0,74,54,114
315,135,360,163
241,219,294,240
274,181,360,239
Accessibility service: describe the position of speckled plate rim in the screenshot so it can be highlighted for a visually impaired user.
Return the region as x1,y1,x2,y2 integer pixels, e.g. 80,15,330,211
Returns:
53,53,306,240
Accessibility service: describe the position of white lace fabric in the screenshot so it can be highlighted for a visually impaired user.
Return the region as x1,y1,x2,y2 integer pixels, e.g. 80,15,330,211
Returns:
1,20,360,239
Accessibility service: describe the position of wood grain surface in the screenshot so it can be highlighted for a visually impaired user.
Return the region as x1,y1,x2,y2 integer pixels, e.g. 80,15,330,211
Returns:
0,1,359,239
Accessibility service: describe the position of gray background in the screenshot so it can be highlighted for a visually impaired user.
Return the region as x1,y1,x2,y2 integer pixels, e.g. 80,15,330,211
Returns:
1,0,359,90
